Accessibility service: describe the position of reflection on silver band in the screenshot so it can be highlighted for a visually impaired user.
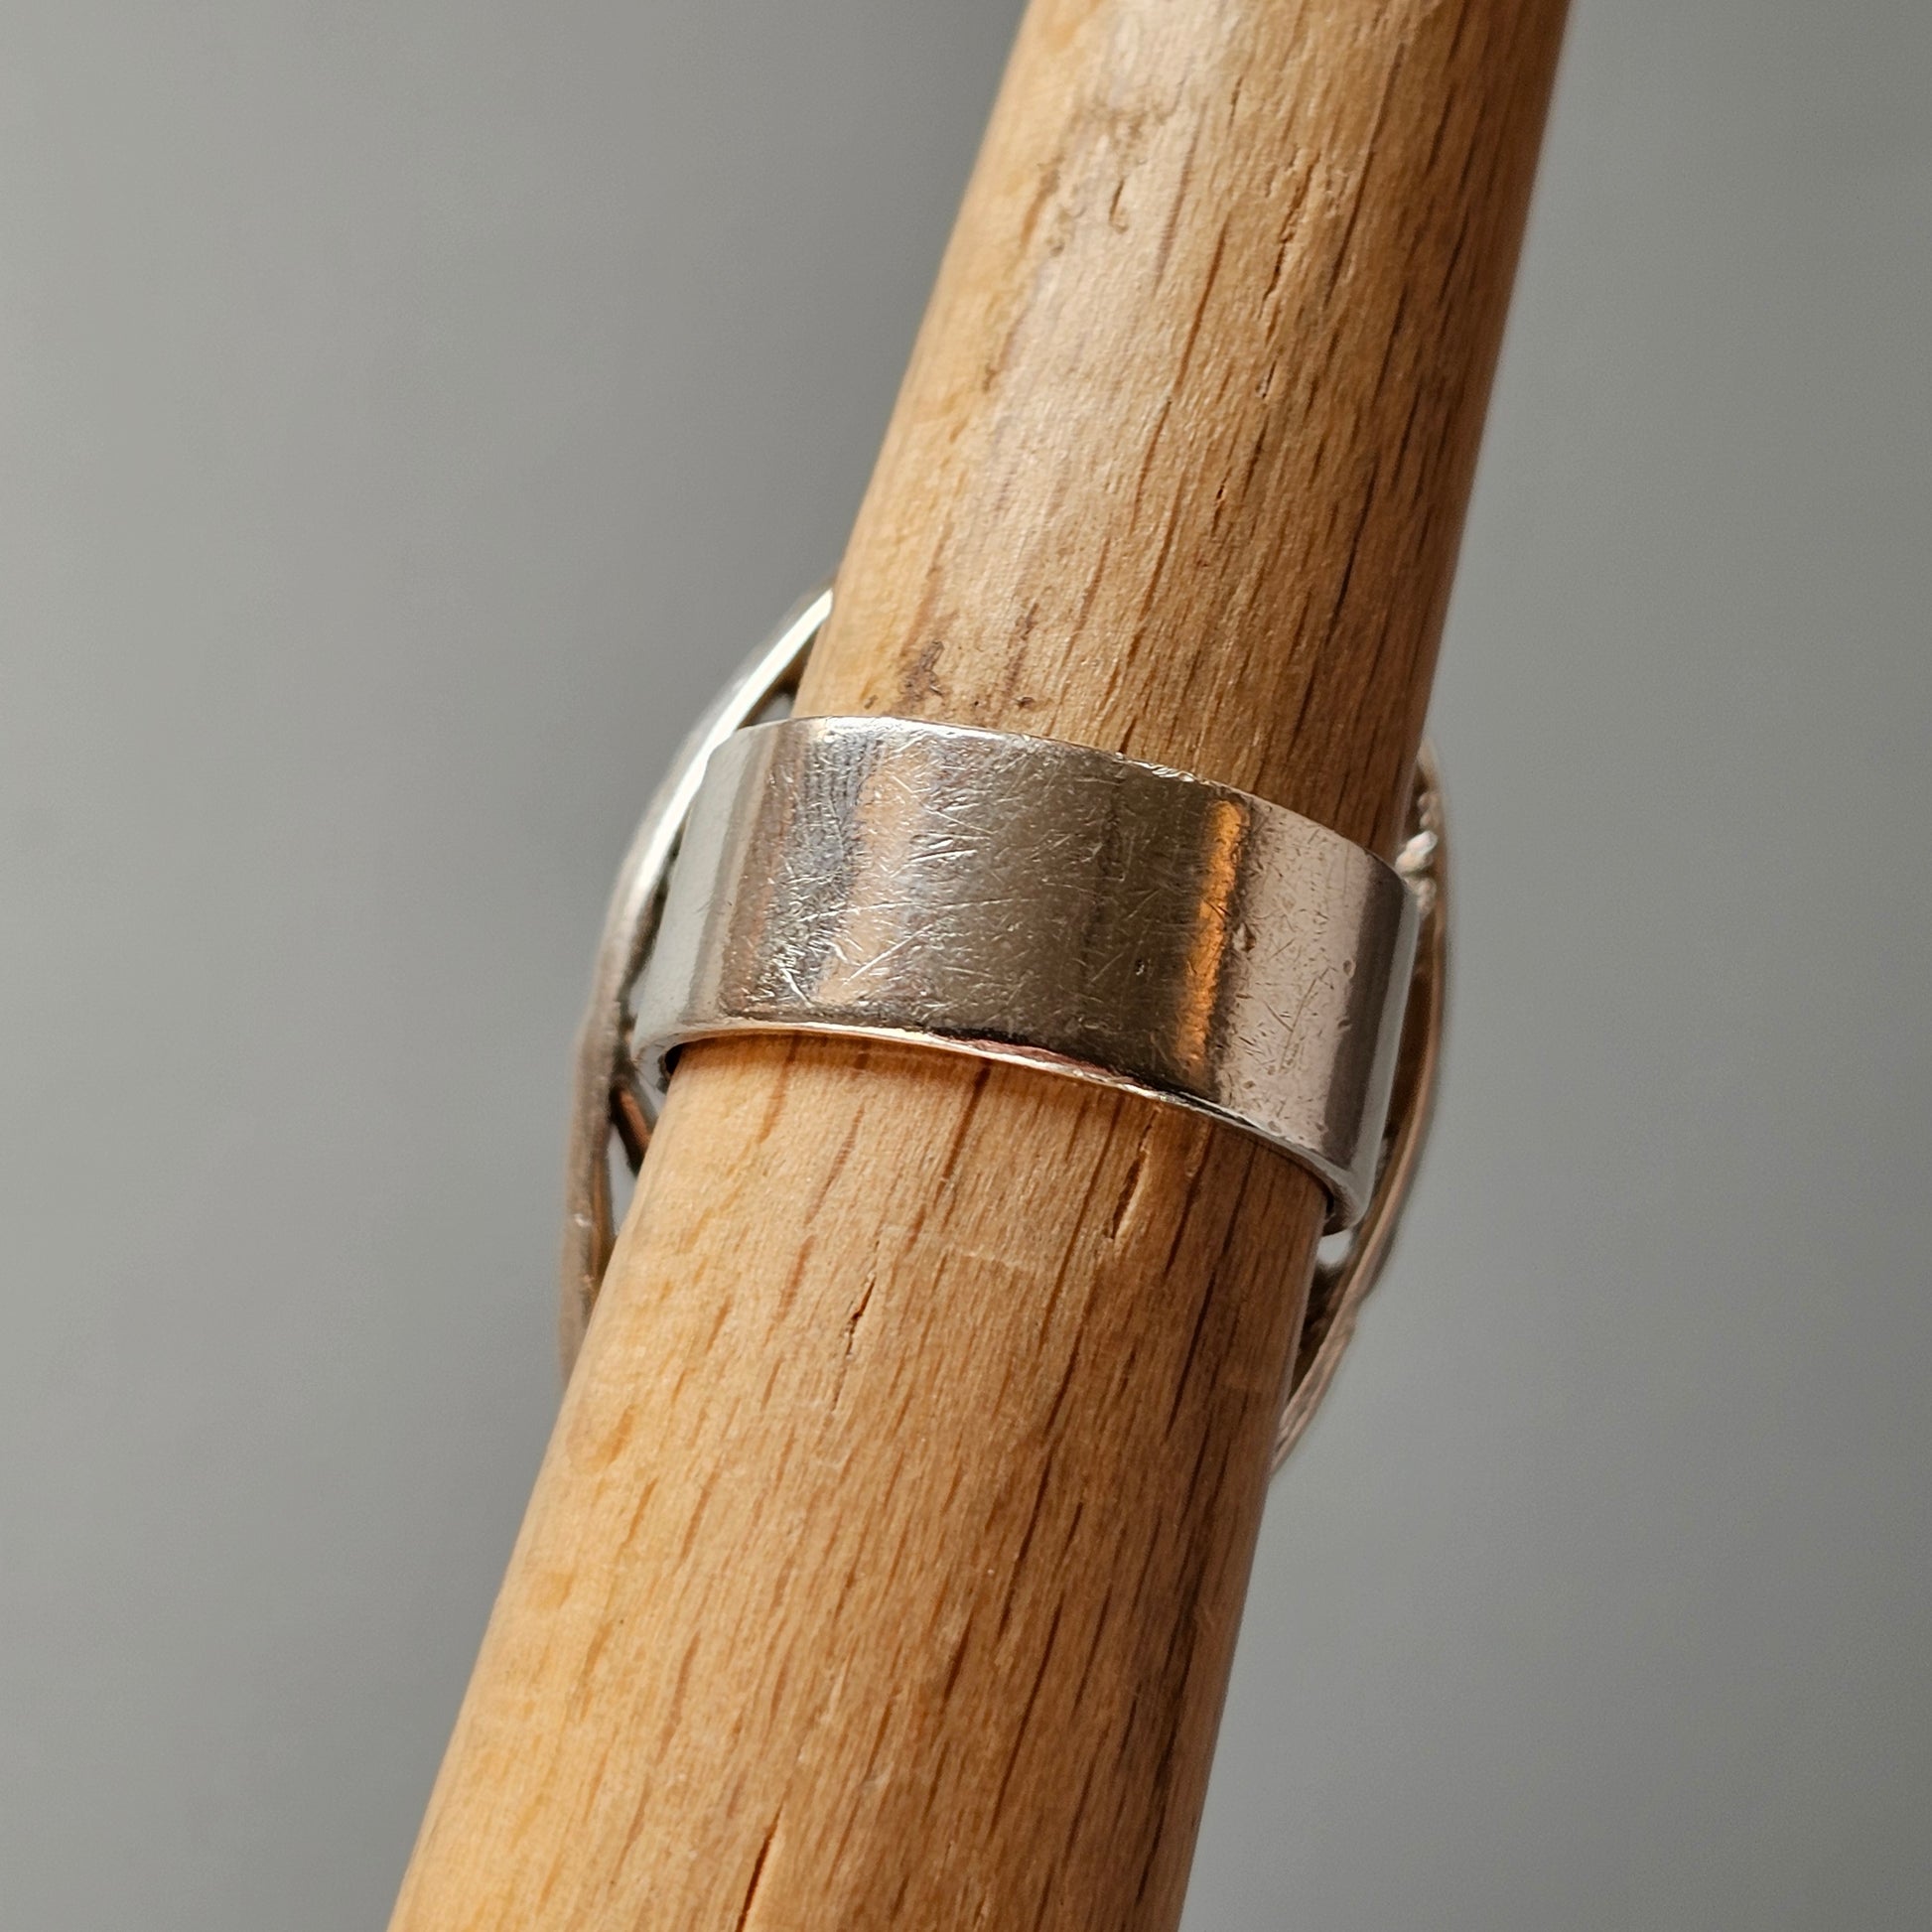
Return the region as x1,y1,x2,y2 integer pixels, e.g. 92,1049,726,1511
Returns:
636,717,1417,1225
560,589,1448,1474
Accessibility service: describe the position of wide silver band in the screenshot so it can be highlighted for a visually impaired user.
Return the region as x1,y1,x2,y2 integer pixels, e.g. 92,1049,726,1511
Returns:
637,715,1417,1223
562,589,1448,1472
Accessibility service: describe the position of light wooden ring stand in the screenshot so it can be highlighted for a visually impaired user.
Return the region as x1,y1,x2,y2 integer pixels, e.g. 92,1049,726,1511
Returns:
390,3,1566,1925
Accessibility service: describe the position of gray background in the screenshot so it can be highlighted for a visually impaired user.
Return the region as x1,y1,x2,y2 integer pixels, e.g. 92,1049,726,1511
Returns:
2,2,1927,1926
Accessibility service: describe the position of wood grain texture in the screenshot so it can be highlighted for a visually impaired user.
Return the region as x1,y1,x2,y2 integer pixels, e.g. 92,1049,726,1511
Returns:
389,2,1566,1927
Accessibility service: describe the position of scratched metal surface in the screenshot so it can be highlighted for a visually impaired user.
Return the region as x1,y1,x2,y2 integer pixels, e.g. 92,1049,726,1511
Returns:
637,716,1417,1222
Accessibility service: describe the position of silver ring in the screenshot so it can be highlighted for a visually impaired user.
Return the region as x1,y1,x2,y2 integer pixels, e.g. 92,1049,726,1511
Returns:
639,719,1417,1219
561,591,1448,1473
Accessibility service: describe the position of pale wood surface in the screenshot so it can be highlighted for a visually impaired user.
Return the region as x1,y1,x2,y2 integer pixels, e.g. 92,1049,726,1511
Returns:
389,2,1566,1926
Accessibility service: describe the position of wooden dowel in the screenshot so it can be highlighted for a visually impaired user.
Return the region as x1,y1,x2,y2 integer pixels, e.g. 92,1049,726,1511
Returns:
389,2,1566,1927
